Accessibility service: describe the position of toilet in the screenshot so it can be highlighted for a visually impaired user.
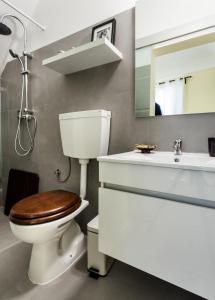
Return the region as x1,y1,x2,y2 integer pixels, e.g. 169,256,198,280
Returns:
9,110,111,285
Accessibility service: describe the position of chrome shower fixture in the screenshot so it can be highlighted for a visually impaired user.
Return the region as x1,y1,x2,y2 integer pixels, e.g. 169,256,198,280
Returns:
9,48,19,58
0,14,27,50
0,21,11,35
0,14,37,156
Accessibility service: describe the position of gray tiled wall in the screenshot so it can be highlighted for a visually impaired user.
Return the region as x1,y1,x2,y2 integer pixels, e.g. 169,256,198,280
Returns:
1,8,215,228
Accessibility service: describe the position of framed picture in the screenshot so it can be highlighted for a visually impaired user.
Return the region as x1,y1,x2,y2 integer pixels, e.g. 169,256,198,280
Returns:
91,19,116,44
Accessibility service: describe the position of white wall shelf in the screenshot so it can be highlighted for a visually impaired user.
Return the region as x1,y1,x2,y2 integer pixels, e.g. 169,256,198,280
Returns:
42,38,123,75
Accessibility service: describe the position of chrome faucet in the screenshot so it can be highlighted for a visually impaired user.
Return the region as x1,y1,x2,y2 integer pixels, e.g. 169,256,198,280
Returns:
173,139,182,155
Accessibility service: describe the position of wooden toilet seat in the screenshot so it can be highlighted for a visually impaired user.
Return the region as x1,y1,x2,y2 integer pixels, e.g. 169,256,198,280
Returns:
10,190,81,225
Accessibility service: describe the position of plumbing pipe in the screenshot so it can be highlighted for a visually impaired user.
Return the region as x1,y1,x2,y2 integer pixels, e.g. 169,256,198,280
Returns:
79,159,89,200
0,0,45,31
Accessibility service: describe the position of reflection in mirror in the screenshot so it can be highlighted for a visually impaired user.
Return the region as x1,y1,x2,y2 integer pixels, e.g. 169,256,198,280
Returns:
154,37,215,116
135,46,152,117
135,2,215,117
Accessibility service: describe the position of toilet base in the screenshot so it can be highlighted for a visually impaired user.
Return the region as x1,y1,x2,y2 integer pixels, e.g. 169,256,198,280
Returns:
28,220,86,285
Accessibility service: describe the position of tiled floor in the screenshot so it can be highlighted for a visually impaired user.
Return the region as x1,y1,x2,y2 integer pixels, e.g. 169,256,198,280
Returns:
0,210,204,300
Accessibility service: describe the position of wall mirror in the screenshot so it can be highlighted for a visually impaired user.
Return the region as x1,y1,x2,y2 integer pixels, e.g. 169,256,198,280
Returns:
135,1,215,117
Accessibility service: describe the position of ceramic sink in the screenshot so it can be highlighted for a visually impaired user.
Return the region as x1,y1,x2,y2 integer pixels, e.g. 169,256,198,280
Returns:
99,151,215,171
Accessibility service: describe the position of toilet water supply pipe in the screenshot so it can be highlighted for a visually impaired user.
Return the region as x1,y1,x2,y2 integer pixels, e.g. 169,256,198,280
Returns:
79,159,89,200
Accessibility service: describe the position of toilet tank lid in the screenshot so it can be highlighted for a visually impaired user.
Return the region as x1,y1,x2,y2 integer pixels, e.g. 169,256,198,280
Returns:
59,110,111,120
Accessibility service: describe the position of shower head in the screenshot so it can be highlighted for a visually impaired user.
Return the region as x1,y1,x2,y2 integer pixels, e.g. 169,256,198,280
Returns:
9,48,18,58
9,48,24,70
0,14,27,51
0,22,11,35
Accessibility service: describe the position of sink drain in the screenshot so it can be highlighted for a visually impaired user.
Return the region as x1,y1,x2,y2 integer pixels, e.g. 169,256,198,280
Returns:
174,157,180,162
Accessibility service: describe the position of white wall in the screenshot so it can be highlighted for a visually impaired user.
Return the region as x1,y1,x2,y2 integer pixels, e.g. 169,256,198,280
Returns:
28,0,135,52
0,0,135,73
136,0,215,39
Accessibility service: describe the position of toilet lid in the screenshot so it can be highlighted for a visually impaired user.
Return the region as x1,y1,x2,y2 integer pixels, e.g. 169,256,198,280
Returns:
10,190,81,220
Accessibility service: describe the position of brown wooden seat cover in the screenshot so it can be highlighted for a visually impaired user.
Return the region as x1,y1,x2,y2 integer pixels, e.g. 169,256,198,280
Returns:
10,190,81,225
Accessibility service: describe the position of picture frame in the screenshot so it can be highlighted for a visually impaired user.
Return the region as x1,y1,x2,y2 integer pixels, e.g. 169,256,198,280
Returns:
91,18,116,44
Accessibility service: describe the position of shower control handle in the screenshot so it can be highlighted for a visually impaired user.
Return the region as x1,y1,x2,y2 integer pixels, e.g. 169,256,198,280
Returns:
17,109,34,120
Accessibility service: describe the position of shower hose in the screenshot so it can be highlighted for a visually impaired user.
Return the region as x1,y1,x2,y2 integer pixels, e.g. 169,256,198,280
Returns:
15,73,37,157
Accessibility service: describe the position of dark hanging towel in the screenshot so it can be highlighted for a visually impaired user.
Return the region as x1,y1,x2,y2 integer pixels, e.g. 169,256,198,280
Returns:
4,169,39,216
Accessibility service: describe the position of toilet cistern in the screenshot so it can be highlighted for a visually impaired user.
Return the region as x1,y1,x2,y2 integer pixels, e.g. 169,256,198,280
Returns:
59,110,111,200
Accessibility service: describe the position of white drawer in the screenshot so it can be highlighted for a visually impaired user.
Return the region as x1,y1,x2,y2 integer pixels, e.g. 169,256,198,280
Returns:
99,161,215,204
99,187,215,299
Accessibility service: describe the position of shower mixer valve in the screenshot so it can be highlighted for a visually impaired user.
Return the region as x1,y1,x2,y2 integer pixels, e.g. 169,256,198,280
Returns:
17,108,34,120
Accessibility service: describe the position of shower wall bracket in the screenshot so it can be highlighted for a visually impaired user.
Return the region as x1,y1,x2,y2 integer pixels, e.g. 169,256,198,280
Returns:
21,70,30,75
23,52,33,59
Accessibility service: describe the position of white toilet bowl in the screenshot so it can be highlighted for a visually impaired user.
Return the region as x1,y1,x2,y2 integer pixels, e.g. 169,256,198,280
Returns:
9,109,111,285
10,199,88,285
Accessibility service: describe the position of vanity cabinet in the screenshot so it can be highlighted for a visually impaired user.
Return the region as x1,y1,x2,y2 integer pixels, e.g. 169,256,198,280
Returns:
98,152,215,300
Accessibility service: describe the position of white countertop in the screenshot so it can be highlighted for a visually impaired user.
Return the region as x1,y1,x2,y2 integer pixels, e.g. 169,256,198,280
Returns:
98,151,215,172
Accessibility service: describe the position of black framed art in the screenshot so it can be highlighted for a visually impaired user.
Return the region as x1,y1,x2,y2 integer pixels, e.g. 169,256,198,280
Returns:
91,19,116,44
